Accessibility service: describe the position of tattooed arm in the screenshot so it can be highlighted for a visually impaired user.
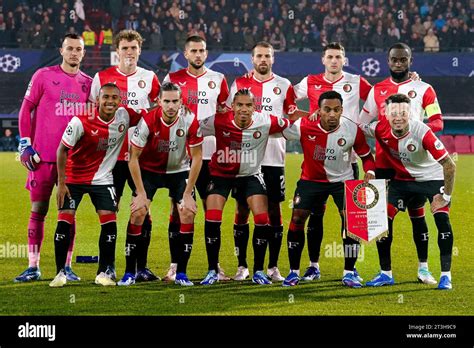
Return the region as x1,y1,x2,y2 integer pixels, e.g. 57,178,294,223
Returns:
431,155,456,212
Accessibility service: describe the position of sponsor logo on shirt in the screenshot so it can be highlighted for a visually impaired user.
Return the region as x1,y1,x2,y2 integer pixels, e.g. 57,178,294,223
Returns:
380,90,388,95
308,135,316,141
91,129,99,136
314,85,322,89
223,131,231,137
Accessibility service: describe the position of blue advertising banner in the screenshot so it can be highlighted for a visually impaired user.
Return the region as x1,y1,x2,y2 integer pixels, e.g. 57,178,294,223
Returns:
141,51,474,78
1,49,472,77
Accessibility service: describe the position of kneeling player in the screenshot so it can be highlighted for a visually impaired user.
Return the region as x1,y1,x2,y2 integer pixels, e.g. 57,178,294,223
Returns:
361,94,455,289
117,82,203,287
49,84,144,287
198,88,297,285
281,91,375,288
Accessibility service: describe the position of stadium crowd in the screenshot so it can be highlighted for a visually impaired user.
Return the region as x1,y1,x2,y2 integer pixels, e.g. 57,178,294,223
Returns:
0,0,472,52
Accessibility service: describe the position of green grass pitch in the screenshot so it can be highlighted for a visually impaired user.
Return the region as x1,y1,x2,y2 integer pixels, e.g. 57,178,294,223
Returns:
0,152,472,316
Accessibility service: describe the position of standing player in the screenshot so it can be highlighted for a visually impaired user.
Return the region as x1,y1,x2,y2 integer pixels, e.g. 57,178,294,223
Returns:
49,84,144,287
292,42,372,282
90,30,161,282
117,82,203,287
281,91,375,288
360,43,444,285
15,34,92,283
360,94,455,290
163,36,229,281
198,89,298,285
226,42,304,282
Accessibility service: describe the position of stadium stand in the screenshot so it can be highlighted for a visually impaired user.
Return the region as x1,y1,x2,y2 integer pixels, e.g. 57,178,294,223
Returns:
0,0,472,52
439,135,456,154
454,135,471,153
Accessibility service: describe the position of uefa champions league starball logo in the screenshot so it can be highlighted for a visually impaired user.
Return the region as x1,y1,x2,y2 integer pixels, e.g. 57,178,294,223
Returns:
361,58,381,77
0,54,21,73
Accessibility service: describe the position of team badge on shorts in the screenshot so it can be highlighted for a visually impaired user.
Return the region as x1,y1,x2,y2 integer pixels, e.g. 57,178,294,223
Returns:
337,138,346,146
407,143,416,152
253,131,262,139
278,118,286,127
293,194,301,206
138,80,146,89
408,90,417,99
206,181,215,193
352,182,380,210
66,125,73,135
343,83,352,93
273,87,281,95
118,124,126,133
176,128,185,137
208,81,216,89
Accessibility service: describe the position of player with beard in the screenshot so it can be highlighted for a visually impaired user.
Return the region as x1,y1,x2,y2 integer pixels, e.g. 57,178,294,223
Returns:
291,42,372,282
226,42,307,282
15,34,92,283
360,43,444,285
163,36,230,282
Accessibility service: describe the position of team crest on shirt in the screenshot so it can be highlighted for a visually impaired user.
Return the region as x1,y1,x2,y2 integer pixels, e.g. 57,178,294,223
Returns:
176,128,185,137
118,124,126,133
343,84,352,93
273,87,281,95
138,80,146,89
407,143,416,152
253,131,262,139
407,90,417,99
337,138,346,146
352,182,380,210
208,81,216,89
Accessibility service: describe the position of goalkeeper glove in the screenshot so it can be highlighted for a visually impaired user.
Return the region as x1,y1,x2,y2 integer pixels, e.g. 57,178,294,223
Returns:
18,137,41,171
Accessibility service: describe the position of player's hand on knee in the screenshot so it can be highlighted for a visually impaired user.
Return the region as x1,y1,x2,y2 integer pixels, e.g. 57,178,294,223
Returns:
18,137,41,171
430,193,448,213
57,183,71,209
180,193,197,214
131,193,148,213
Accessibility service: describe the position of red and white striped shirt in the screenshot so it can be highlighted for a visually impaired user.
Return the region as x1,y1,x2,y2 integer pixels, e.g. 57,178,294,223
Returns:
361,119,447,181
294,72,372,122
199,111,290,178
226,73,298,167
164,68,229,160
359,77,443,169
283,117,374,182
131,106,203,174
61,107,144,185
90,66,160,160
